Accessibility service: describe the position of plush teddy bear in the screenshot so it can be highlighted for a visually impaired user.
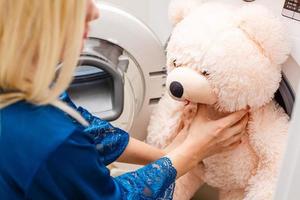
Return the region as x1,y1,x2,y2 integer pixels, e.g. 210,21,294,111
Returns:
146,1,291,200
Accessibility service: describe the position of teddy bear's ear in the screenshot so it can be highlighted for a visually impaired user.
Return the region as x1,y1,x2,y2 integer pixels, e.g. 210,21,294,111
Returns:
168,0,204,26
237,5,290,65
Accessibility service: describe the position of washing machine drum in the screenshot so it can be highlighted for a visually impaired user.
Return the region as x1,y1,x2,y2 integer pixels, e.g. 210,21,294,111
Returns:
68,38,137,127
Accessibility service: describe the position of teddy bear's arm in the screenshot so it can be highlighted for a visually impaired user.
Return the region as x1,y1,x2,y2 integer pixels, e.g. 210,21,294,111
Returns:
244,101,289,200
173,165,205,200
146,93,185,149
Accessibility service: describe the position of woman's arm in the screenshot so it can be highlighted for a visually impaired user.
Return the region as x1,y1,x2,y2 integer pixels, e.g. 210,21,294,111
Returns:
117,127,190,165
27,130,177,200
62,92,248,177
117,137,165,165
120,105,248,177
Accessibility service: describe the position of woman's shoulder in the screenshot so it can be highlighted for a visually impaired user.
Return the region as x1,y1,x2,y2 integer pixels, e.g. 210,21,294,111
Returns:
1,100,80,135
0,101,82,191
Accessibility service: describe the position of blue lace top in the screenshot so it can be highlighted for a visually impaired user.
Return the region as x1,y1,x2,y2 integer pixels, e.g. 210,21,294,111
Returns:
0,94,177,200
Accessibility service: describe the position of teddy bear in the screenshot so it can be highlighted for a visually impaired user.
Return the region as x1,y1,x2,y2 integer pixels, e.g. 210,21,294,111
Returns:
146,1,291,200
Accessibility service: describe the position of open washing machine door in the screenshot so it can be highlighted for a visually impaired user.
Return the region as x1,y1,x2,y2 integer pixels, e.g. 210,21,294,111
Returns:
69,38,127,122
68,1,167,141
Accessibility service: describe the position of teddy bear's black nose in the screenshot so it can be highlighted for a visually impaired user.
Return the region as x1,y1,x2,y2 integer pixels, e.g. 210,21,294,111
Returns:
169,81,184,98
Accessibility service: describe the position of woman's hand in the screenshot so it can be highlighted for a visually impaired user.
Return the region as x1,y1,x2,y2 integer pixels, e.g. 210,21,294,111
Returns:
167,105,249,178
185,105,249,160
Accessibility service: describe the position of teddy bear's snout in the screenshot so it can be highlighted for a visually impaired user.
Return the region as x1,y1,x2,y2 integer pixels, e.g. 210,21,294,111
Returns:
166,67,218,105
169,81,184,98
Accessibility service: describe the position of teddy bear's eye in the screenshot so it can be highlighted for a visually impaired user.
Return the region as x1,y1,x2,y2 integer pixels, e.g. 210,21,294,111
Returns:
172,59,178,67
202,69,210,76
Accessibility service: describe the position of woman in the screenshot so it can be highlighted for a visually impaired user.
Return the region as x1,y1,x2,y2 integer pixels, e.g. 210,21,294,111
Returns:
0,0,248,199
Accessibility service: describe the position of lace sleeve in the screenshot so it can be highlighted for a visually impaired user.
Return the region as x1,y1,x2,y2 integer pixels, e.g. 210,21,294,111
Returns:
115,157,177,200
60,92,129,165
78,107,129,165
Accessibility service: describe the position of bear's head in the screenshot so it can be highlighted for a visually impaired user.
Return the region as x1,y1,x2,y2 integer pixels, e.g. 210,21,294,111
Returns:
166,0,290,112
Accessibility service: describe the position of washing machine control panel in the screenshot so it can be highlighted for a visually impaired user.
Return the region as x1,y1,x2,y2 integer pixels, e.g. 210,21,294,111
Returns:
279,0,300,66
282,0,300,21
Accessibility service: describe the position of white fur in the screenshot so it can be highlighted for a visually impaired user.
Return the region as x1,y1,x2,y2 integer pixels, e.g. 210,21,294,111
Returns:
173,166,205,200
147,93,197,148
238,5,290,65
244,102,289,200
147,1,290,200
166,3,290,112
147,93,185,148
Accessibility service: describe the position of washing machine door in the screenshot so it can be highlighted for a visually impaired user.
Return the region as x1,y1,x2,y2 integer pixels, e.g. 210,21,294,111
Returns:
68,38,129,121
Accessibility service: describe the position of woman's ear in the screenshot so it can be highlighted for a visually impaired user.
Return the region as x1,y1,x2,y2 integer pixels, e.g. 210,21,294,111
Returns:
168,0,204,26
237,5,290,65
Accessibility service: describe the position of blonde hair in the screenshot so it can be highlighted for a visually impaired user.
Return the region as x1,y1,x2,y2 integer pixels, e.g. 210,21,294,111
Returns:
0,0,88,126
